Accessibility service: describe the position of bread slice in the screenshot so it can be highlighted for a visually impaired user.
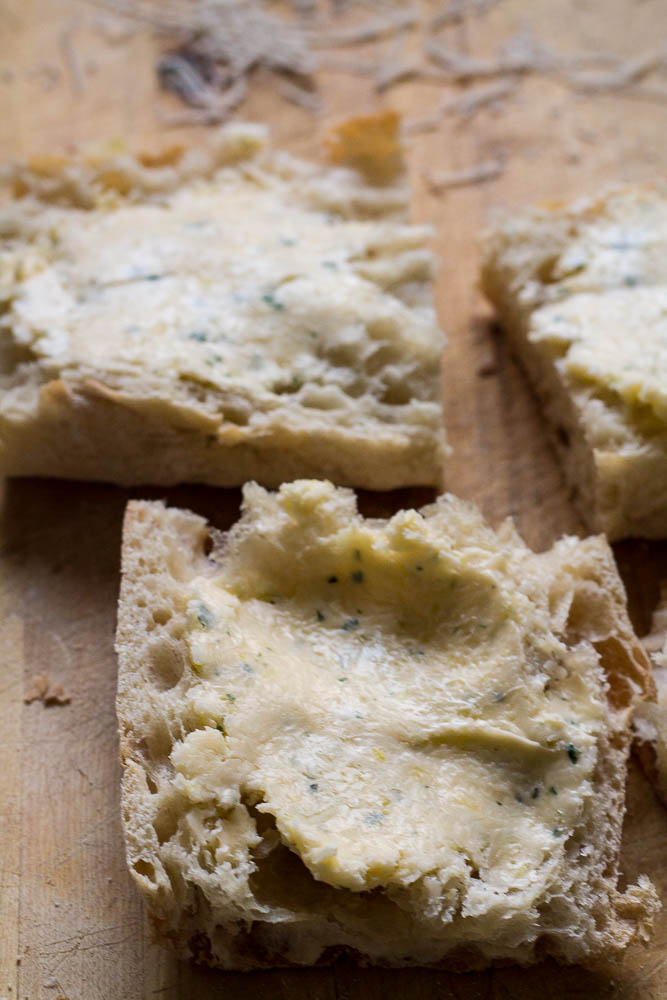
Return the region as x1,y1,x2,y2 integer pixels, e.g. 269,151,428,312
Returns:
115,481,658,969
0,125,445,489
481,184,667,540
634,586,667,805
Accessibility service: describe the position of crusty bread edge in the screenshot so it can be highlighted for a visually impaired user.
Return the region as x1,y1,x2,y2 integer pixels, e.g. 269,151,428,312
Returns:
480,254,667,541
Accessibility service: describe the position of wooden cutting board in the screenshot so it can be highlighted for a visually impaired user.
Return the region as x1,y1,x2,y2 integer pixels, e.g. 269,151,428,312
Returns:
2,1,667,997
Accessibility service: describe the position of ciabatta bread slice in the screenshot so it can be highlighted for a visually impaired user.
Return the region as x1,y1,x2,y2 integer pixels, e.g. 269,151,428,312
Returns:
0,125,445,489
634,586,667,805
481,184,667,540
116,481,658,969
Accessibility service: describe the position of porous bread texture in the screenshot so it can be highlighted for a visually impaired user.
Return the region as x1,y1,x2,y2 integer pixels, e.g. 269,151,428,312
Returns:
0,124,445,490
116,482,658,970
481,184,667,540
634,587,667,806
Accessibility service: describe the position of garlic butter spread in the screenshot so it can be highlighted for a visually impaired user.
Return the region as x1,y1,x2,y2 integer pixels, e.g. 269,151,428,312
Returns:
174,481,606,902
530,287,667,431
0,157,441,433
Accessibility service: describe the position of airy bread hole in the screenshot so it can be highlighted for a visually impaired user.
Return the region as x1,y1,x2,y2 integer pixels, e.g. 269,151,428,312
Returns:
364,344,398,376
556,425,571,448
154,801,180,845
152,607,172,626
145,772,159,795
380,380,414,405
325,342,364,368
594,636,641,710
147,636,185,690
566,584,616,644
133,859,156,882
142,718,173,759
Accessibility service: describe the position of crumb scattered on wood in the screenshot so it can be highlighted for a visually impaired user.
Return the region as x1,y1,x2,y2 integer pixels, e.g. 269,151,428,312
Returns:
425,157,505,191
325,109,404,184
24,673,71,707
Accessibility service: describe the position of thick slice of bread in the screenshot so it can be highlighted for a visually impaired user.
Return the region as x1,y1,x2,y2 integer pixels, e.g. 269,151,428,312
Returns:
634,587,667,805
480,184,667,539
0,125,445,489
116,481,658,969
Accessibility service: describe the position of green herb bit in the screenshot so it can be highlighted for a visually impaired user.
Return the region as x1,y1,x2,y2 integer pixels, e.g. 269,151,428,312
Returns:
342,617,359,632
225,693,236,703
351,570,364,583
309,330,319,339
242,663,253,674
262,292,285,311
365,811,384,826
327,575,339,584
416,564,424,572
309,782,319,791
322,260,338,269
566,744,580,764
196,604,214,628
338,676,348,682
316,609,325,622
531,787,540,800
188,331,208,342
553,828,563,837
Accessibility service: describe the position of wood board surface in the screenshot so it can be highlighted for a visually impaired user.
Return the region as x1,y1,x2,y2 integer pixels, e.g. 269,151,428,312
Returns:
1,1,667,997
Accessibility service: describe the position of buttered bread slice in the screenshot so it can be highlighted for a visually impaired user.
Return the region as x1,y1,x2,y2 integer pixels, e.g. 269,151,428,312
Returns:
0,125,444,489
116,481,657,969
481,185,667,539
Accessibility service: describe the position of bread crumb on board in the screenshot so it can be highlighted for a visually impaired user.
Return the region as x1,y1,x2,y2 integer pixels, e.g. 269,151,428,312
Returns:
24,672,71,706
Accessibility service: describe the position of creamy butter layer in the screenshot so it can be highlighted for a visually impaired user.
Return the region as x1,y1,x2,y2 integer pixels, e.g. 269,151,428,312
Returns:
0,144,442,438
530,287,667,431
174,481,605,899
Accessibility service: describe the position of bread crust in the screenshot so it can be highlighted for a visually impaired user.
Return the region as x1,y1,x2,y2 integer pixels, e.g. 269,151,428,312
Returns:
634,587,667,805
116,487,659,970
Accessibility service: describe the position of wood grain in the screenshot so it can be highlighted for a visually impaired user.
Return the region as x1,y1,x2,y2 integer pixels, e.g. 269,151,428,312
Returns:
1,0,667,996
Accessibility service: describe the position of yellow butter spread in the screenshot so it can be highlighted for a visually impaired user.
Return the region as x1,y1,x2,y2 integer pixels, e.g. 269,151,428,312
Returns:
0,159,441,434
531,288,667,429
174,481,606,904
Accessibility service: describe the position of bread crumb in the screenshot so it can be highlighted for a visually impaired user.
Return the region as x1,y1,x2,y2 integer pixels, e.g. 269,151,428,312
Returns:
325,110,404,184
24,673,71,707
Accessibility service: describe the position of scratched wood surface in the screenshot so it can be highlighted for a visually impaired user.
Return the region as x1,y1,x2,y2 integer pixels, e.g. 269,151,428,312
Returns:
1,1,667,998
